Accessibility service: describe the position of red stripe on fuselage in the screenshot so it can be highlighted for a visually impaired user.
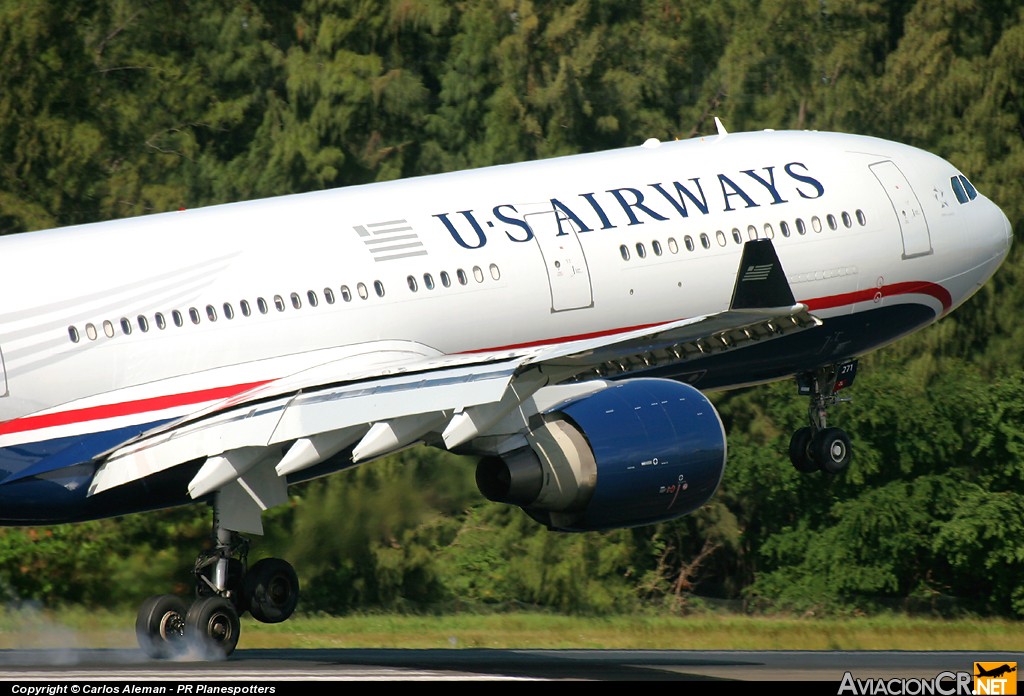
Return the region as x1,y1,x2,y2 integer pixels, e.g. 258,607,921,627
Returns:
802,281,952,314
0,381,271,437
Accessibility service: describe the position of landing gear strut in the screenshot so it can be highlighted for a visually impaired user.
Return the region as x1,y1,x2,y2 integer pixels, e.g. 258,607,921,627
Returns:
789,360,856,475
136,495,300,660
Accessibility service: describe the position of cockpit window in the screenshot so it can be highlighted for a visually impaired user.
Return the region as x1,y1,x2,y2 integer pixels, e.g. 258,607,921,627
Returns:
950,176,968,204
960,175,978,200
951,175,978,204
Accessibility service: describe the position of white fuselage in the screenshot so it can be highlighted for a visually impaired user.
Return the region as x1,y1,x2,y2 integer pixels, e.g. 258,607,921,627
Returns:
0,129,1011,449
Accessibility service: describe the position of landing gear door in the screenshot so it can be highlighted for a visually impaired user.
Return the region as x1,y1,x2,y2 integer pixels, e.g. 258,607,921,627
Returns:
526,211,594,312
870,160,933,259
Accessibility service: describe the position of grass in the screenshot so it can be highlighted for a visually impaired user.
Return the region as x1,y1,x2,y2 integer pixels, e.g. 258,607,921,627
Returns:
0,608,1020,652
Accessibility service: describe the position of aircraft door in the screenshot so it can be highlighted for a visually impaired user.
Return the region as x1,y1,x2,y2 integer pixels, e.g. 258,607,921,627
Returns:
526,211,594,312
0,347,8,397
870,160,933,259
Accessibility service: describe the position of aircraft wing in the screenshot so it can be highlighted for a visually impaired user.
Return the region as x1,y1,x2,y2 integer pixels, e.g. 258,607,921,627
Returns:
85,239,817,533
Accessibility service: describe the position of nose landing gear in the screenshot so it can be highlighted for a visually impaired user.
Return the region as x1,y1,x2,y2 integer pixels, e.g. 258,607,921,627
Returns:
789,360,857,475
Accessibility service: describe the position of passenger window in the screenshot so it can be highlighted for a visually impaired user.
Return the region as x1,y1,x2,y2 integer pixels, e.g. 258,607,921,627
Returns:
223,303,234,320
827,214,838,230
700,233,710,249
206,305,217,321
86,323,98,340
68,326,80,343
668,237,679,254
257,297,269,314
121,318,132,335
155,313,167,329
440,271,451,287
620,244,630,260
324,288,335,304
341,286,352,302
374,280,385,297
812,216,822,233
357,282,369,300
716,230,727,246
842,211,853,228
796,219,806,235
763,222,774,239
189,308,201,324
307,291,318,307
424,273,434,290
137,315,149,332
240,301,251,317
473,266,484,283
731,228,742,244
856,210,867,225
747,225,758,241
457,269,468,285
684,235,694,252
290,292,301,309
636,243,646,258
652,240,663,256
103,320,115,337
274,295,286,312
780,221,791,237
408,275,418,292
489,263,501,280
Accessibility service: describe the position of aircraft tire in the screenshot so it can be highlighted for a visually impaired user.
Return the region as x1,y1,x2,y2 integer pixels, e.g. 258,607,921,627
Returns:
185,596,240,659
244,558,299,624
788,427,818,473
136,594,188,659
812,427,851,475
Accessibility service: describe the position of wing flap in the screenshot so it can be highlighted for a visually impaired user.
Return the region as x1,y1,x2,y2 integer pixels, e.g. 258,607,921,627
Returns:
266,360,520,445
88,359,522,496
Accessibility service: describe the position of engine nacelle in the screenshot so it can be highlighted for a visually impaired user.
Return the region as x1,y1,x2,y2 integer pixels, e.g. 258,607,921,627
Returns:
476,378,726,532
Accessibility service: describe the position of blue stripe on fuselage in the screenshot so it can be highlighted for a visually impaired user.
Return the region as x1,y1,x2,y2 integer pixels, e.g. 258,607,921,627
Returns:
0,419,173,484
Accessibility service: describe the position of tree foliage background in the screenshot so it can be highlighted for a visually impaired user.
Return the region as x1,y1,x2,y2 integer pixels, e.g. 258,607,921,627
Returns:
0,0,1021,618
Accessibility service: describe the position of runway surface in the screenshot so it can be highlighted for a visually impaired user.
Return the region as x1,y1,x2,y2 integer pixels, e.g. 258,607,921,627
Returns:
0,648,1019,682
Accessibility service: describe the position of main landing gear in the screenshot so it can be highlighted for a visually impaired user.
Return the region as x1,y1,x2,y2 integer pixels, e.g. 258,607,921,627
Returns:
788,360,857,475
136,501,299,660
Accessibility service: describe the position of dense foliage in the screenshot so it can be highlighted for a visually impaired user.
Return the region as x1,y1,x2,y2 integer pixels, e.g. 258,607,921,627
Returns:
0,0,1021,618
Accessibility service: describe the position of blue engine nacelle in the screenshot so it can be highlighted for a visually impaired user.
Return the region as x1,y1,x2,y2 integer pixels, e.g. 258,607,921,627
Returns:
475,378,727,532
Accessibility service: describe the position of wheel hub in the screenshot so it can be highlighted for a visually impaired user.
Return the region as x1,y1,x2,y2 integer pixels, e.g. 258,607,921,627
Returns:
159,611,183,640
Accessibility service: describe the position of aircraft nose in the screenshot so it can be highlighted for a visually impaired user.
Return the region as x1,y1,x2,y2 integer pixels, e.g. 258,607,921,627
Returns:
981,201,1014,283
990,202,1013,263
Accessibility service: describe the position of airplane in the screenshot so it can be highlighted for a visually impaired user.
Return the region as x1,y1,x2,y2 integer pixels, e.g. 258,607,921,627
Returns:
0,119,1010,659
976,664,1017,679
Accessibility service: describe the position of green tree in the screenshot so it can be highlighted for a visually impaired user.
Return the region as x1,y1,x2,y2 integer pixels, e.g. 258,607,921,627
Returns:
0,2,105,232
274,447,478,613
